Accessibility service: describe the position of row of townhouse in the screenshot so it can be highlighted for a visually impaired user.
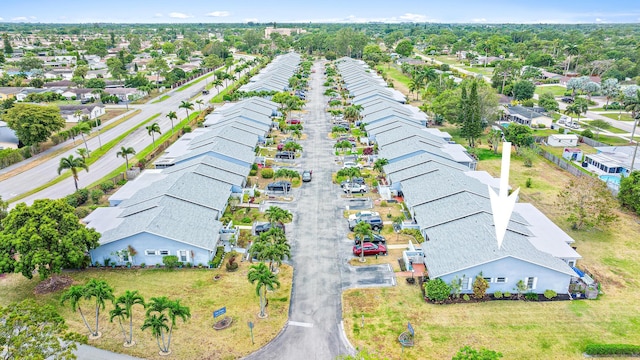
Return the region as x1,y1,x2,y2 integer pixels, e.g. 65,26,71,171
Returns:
83,54,301,267
336,57,583,295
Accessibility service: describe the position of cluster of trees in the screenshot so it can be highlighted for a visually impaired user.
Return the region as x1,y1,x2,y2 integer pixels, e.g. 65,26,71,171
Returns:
61,279,190,355
248,206,291,317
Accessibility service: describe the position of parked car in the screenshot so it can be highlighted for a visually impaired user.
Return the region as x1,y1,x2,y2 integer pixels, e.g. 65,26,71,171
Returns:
343,161,363,169
277,138,294,150
348,210,380,221
352,242,387,256
254,222,285,235
287,119,301,125
202,90,210,95
354,233,386,245
348,216,384,231
561,97,574,103
343,183,368,193
266,181,292,192
275,151,295,159
302,170,312,182
340,177,365,187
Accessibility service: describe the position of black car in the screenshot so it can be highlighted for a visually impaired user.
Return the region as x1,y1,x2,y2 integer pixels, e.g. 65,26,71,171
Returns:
354,233,386,245
254,222,285,235
561,97,574,103
266,181,291,192
202,90,210,95
275,151,295,159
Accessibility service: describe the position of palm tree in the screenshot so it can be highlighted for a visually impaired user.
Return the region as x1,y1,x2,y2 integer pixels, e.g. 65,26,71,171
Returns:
265,206,292,226
111,290,145,346
77,121,91,154
247,262,281,318
61,285,94,336
564,44,579,74
144,297,190,355
354,221,374,263
343,105,363,123
76,147,90,160
166,111,178,135
291,129,302,141
373,158,389,175
141,312,170,354
195,99,204,112
83,279,115,339
117,146,136,171
212,79,223,95
146,122,161,149
179,100,194,121
57,155,88,190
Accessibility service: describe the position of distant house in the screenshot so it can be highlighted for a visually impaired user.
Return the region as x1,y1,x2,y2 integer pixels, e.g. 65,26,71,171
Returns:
104,88,147,101
59,104,105,123
505,105,553,128
584,146,640,176
0,87,23,100
0,120,19,149
562,148,583,161
43,80,74,88
548,134,579,147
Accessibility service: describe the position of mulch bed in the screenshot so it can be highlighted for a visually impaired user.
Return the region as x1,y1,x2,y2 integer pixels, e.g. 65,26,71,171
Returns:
34,275,74,295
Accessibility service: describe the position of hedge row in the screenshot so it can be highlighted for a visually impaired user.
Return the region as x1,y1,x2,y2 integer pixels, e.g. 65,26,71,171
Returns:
585,344,640,356
210,246,225,268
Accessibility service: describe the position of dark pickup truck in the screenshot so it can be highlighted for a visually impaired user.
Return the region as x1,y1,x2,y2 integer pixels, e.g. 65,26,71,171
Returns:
348,216,383,231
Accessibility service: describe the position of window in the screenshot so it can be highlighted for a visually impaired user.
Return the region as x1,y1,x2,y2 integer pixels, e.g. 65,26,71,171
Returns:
178,250,189,263
159,250,169,256
462,277,472,290
483,277,492,284
145,250,156,256
496,277,507,283
567,260,575,267
121,253,130,262
525,277,537,290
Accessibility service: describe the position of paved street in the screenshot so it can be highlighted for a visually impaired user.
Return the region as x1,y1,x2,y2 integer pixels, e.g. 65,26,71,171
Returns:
1,63,252,206
245,61,395,360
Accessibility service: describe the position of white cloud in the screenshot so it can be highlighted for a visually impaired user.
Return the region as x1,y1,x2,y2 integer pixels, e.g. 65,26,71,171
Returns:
0,17,3,21
154,13,163,17
169,12,192,19
29,16,36,20
399,13,430,22
206,11,230,17
472,18,487,23
12,16,28,21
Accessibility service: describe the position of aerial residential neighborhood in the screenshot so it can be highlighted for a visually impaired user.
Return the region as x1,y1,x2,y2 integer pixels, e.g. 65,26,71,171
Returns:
1,1,640,360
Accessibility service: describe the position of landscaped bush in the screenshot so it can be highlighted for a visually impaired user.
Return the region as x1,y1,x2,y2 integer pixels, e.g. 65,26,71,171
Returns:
425,278,452,302
462,294,470,301
504,291,511,297
603,102,623,110
74,206,91,219
90,189,104,204
584,344,640,356
525,292,538,301
240,217,252,224
261,168,274,179
493,291,503,299
100,181,115,192
473,275,489,299
543,289,557,299
249,169,257,176
162,255,180,269
210,246,225,268
581,129,594,138
557,127,565,134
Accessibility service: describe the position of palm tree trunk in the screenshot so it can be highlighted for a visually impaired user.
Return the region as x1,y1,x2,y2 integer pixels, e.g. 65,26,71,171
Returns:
81,133,89,154
259,286,266,317
129,315,134,344
156,335,163,353
78,306,95,335
118,318,128,343
167,325,173,353
94,303,100,336
73,177,79,191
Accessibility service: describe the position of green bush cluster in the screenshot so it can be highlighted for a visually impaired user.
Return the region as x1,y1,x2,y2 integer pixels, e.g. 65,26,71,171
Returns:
581,129,594,138
100,181,115,192
162,255,181,269
65,188,90,208
543,289,557,299
603,102,623,110
400,229,425,243
90,189,104,204
210,246,225,268
261,168,274,178
0,147,32,169
525,292,538,301
493,291,503,299
425,278,452,302
585,344,640,356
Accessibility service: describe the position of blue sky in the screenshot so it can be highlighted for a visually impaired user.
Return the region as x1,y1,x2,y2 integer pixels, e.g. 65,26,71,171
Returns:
1,0,639,24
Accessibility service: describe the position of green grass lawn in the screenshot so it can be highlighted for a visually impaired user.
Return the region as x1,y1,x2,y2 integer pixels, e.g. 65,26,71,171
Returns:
582,120,629,134
433,55,462,65
535,85,567,97
462,66,494,76
378,65,411,89
595,134,633,146
600,113,634,121
0,266,292,360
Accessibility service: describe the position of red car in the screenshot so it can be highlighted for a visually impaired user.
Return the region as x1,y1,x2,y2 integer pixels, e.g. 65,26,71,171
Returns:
287,119,301,125
352,242,387,256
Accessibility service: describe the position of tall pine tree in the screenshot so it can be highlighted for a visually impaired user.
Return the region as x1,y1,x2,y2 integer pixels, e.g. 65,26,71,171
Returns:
460,81,483,148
